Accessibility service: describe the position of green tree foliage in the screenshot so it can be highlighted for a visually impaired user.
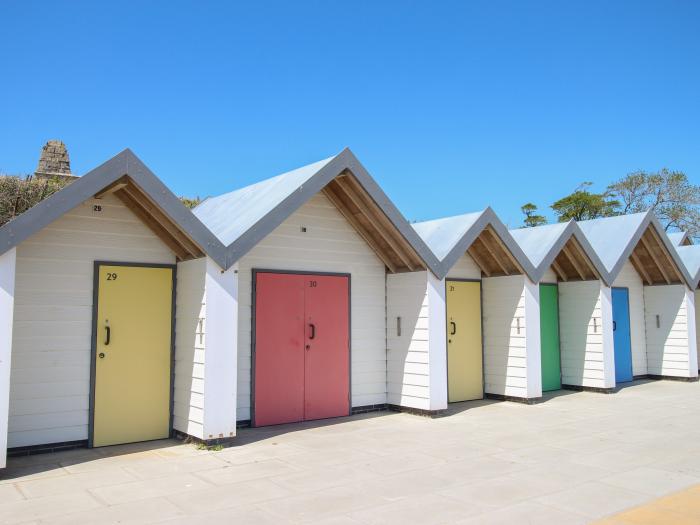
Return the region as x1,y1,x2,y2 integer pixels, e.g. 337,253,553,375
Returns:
607,169,700,236
0,173,72,227
520,203,547,227
551,182,620,222
180,196,202,209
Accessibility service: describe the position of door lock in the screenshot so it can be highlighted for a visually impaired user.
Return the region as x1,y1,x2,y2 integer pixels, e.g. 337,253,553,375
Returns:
98,352,105,359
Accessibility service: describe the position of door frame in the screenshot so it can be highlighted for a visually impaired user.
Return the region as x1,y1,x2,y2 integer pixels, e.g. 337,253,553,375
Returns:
611,286,634,381
88,261,177,448
250,268,352,427
539,282,563,390
444,278,485,402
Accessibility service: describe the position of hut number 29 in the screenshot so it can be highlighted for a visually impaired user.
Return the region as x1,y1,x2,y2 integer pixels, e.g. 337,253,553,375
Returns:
106,273,118,281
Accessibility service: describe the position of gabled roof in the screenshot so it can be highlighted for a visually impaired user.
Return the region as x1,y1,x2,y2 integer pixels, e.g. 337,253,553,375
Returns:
0,149,227,267
578,211,694,287
509,221,607,283
412,208,537,281
194,148,441,273
675,245,700,289
668,231,692,246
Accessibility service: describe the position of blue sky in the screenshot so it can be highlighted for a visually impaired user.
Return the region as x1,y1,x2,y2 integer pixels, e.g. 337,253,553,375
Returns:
1,1,698,227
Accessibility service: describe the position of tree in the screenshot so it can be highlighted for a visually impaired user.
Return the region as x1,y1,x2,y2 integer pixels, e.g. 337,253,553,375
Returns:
180,196,202,209
520,203,547,227
551,182,620,222
0,173,72,227
607,169,700,237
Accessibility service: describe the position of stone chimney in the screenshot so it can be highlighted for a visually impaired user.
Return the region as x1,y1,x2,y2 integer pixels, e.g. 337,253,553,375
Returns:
34,140,78,181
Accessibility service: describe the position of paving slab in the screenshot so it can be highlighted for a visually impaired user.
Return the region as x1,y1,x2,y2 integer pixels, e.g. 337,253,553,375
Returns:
1,379,699,524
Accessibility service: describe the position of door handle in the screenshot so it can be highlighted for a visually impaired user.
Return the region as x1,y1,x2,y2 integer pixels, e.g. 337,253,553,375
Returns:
105,325,111,345
450,321,456,336
309,323,316,340
613,321,617,332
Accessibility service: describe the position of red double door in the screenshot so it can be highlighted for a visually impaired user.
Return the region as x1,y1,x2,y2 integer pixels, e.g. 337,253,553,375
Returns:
253,272,350,427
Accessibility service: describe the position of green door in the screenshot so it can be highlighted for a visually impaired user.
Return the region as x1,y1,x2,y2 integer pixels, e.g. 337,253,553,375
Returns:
540,284,561,392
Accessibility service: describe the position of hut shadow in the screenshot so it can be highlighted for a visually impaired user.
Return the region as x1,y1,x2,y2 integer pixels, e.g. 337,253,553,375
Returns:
539,388,579,403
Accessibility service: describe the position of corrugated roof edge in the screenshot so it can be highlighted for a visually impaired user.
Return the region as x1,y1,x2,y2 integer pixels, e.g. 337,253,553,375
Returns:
518,220,611,285
598,210,696,288
0,148,228,269
430,207,538,281
222,147,443,274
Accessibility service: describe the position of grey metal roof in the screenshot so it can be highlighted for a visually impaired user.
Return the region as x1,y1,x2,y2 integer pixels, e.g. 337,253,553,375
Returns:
0,149,227,268
509,221,608,283
577,211,695,287
194,148,441,273
668,231,689,246
411,208,537,281
676,245,700,289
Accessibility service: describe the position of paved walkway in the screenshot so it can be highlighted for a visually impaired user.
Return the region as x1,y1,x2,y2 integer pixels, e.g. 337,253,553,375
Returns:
2,379,700,524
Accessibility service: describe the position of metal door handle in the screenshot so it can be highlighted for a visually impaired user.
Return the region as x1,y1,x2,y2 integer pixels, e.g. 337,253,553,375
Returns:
309,323,316,340
105,325,111,345
613,321,617,332
450,321,456,335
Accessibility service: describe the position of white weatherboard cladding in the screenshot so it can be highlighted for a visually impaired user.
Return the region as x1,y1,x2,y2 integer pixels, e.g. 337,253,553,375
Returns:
0,248,17,468
612,261,648,376
644,285,698,378
386,271,448,411
173,258,206,439
559,281,614,389
8,195,176,448
696,290,700,371
482,275,532,398
541,266,558,284
386,271,431,410
446,253,481,280
236,192,387,421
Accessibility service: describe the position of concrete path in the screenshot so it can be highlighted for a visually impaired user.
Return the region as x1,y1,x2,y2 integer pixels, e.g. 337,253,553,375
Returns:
2,379,700,524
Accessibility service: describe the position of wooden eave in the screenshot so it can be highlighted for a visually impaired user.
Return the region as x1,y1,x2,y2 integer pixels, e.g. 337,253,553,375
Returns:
551,236,600,282
628,226,684,285
321,171,426,273
466,226,523,277
97,176,205,262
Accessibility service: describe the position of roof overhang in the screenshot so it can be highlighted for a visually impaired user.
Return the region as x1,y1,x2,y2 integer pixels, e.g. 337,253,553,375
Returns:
218,148,441,274
427,208,538,281
0,149,227,267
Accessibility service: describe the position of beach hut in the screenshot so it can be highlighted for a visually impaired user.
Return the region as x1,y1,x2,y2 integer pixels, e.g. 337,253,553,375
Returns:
408,209,541,405
578,212,697,384
674,243,700,374
0,149,235,468
193,149,440,426
510,221,608,393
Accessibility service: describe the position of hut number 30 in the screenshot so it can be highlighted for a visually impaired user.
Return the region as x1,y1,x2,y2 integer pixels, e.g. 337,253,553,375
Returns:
309,280,317,287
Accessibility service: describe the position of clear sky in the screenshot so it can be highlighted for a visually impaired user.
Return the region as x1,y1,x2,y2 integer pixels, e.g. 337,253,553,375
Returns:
1,1,698,227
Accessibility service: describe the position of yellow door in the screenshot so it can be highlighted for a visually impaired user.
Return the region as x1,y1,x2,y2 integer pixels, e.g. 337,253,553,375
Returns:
93,264,173,447
446,280,483,402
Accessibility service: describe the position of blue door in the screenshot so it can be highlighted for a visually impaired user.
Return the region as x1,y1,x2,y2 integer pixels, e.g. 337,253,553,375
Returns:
612,288,633,383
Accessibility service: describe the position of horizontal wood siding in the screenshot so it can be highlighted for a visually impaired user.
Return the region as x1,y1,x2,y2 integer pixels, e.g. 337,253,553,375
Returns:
236,192,387,421
696,290,700,371
9,195,175,447
482,275,528,398
612,261,647,376
559,281,607,388
173,258,206,439
541,267,558,283
447,253,481,280
644,285,691,377
386,271,430,410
